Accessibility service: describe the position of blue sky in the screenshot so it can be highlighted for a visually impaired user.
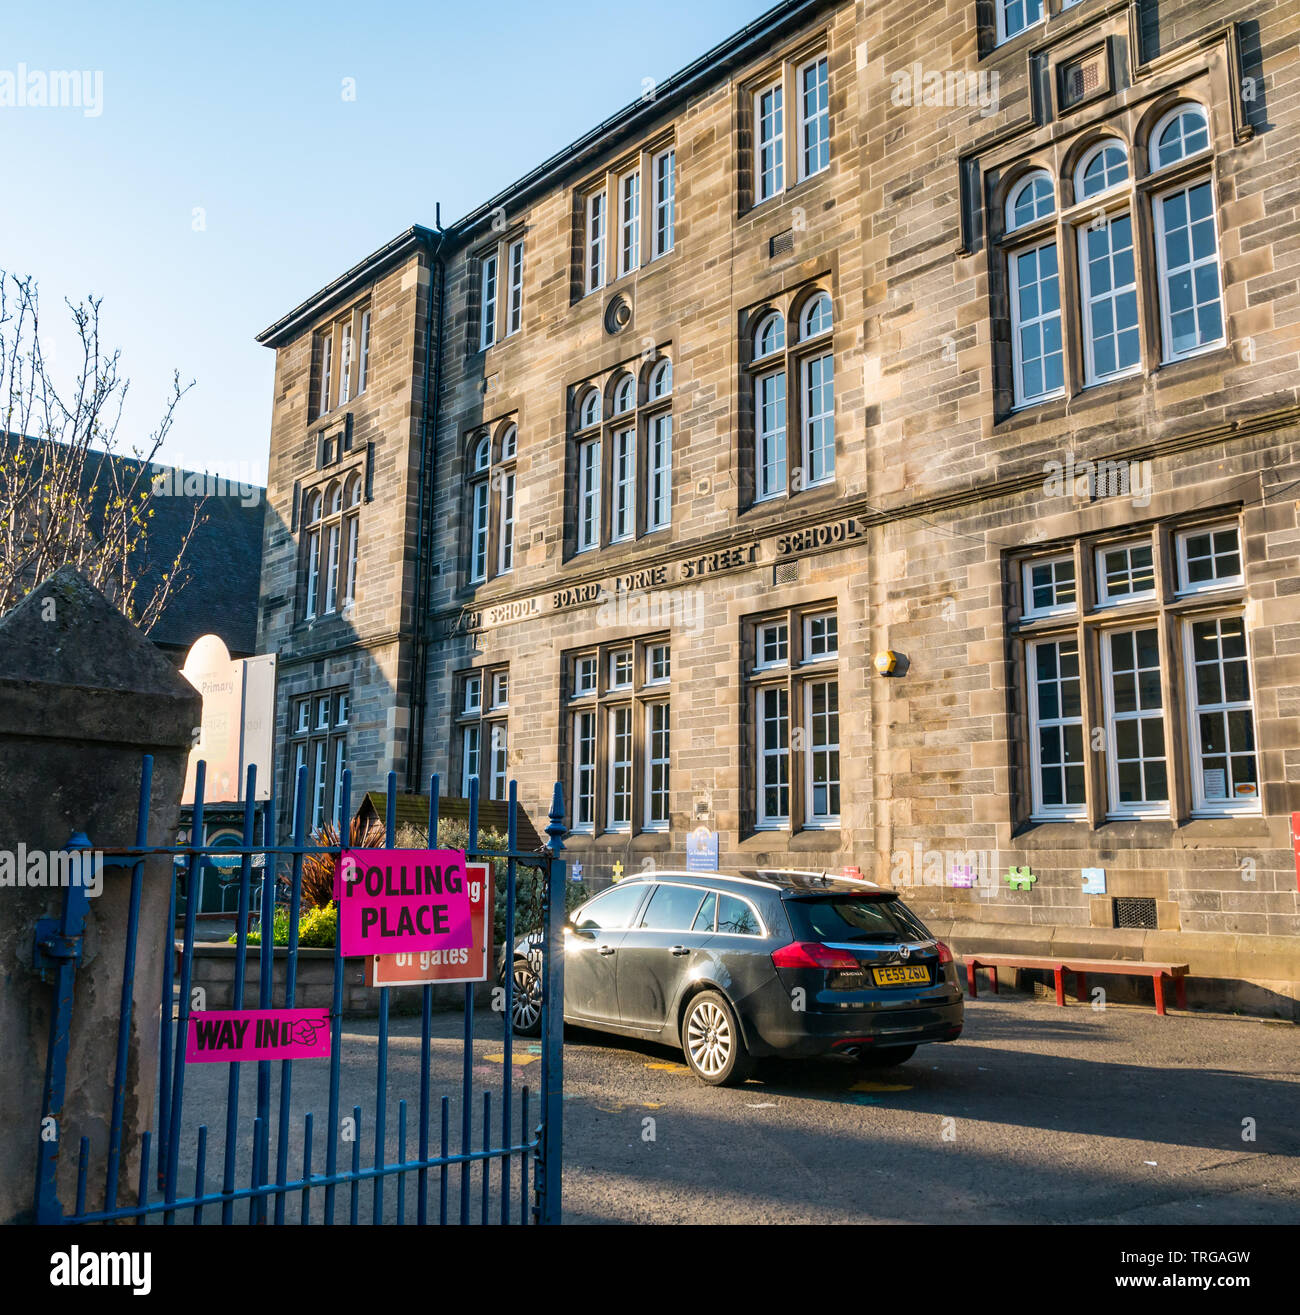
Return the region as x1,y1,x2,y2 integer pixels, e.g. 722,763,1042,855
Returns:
5,0,770,476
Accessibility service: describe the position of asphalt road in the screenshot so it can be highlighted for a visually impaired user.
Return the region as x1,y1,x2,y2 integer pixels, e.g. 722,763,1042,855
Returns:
168,991,1300,1225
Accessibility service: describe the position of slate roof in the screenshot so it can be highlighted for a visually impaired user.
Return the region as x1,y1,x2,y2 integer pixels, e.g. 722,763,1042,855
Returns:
2,434,265,657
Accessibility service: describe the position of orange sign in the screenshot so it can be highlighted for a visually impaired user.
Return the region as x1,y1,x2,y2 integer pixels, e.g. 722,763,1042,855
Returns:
364,863,493,987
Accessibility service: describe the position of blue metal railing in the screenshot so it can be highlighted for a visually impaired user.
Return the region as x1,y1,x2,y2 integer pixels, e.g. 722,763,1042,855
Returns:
32,755,566,1225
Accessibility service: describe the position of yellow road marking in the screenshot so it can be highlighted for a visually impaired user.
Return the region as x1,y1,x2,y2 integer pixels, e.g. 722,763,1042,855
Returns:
645,1061,690,1073
484,1053,539,1066
849,1080,912,1093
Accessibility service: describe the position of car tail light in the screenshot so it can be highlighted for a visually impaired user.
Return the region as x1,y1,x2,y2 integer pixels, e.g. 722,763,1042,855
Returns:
772,941,861,971
935,940,954,965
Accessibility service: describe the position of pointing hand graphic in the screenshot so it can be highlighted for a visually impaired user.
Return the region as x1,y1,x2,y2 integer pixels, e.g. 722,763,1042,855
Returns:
292,1018,324,1046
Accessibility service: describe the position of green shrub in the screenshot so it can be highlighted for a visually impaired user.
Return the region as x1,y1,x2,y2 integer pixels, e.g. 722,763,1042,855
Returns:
239,901,338,948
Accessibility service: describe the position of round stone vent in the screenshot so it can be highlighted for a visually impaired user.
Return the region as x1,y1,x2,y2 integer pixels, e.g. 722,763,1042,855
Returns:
605,293,632,335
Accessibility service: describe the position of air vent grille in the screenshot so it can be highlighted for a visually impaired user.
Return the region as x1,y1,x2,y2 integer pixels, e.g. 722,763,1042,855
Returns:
773,561,800,585
770,229,795,258
1113,897,1158,930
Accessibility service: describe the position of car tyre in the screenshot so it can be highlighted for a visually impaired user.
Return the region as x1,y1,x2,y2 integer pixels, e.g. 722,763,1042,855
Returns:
681,990,753,1086
858,1044,917,1068
509,957,543,1037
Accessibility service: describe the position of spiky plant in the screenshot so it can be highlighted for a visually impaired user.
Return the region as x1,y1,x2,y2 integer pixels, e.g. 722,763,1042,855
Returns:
300,815,385,910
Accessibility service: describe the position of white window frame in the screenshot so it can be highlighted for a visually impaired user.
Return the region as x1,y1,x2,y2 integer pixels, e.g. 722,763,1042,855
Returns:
609,649,633,690
755,79,785,203
496,468,516,575
647,412,672,531
1006,171,1055,232
1009,239,1066,407
488,722,508,801
1183,613,1261,816
803,677,840,827
755,367,788,502
1027,636,1088,821
1175,522,1243,595
490,671,509,709
646,643,670,685
1074,140,1129,201
573,709,597,832
461,724,481,797
652,148,675,258
318,334,333,416
1077,210,1141,385
607,704,633,831
1153,177,1226,364
338,322,353,406
577,438,601,552
506,239,524,336
469,478,490,583
611,426,635,543
479,251,498,351
643,701,671,832
1095,540,1156,606
575,655,598,696
357,309,371,394
797,55,830,181
804,611,838,660
996,0,1045,46
463,674,482,715
1021,555,1077,619
1150,103,1211,173
756,621,789,669
585,190,607,294
1100,624,1170,819
756,685,791,828
619,169,641,277
801,350,835,487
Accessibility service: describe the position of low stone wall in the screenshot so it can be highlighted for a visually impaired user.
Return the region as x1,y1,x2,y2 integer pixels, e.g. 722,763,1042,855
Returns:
183,943,495,1017
932,918,1300,1019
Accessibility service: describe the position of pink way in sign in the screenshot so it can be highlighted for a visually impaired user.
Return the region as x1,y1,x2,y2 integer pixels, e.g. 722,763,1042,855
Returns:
186,1009,331,1063
337,848,473,958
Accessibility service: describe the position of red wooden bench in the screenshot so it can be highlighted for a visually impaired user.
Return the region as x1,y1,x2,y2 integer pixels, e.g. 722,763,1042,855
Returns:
964,953,1189,1015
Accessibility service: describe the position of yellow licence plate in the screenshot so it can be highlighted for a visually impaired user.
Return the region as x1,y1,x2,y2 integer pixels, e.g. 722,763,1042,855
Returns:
872,965,929,987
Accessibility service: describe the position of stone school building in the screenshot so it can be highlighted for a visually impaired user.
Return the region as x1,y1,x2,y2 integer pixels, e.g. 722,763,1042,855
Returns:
255,0,1300,1012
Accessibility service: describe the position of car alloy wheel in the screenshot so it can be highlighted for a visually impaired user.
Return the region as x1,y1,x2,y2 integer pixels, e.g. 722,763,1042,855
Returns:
682,990,753,1086
511,960,542,1036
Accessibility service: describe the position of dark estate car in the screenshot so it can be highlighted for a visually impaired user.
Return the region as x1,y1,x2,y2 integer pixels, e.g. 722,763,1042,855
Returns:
509,869,963,1085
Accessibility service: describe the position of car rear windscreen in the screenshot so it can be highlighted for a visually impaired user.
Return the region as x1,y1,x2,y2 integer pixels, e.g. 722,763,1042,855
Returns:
784,895,931,944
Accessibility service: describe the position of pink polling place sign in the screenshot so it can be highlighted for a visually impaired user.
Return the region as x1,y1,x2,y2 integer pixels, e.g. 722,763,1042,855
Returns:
186,1009,331,1063
337,848,472,959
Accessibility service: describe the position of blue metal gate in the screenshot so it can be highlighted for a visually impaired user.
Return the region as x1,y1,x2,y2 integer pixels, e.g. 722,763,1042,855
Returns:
32,756,567,1225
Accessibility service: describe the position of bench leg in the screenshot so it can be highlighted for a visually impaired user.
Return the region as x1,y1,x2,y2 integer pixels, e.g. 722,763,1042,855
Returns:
966,961,977,998
1076,971,1087,1004
1153,973,1166,1016
1175,975,1187,1010
1053,967,1065,1007
990,966,998,995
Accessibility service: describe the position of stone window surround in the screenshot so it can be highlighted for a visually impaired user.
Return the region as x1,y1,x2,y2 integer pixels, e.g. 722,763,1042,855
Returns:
471,228,527,353
313,299,371,422
563,633,670,838
464,416,519,587
1010,510,1261,829
565,350,673,560
454,663,509,801
742,601,841,837
982,51,1237,421
575,130,677,300
740,34,832,213
738,277,837,509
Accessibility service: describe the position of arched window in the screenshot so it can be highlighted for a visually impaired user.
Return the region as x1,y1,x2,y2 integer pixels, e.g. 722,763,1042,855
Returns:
499,423,517,461
473,434,491,473
579,388,602,429
304,491,324,619
799,291,833,340
1151,103,1210,170
1076,140,1129,199
496,425,517,575
1006,171,1055,231
342,473,362,606
611,373,635,415
303,476,362,620
747,283,834,502
754,311,785,359
648,358,673,399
